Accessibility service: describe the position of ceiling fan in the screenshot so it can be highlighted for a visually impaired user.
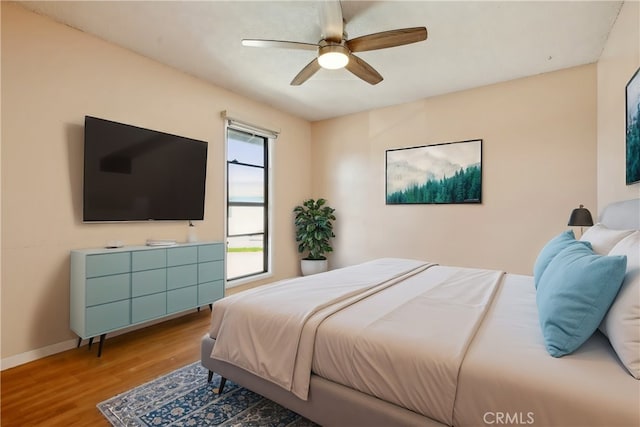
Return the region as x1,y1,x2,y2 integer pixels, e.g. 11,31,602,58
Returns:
241,1,428,86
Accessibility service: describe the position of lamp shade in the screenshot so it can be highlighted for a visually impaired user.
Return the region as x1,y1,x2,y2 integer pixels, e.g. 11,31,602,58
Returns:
568,204,594,227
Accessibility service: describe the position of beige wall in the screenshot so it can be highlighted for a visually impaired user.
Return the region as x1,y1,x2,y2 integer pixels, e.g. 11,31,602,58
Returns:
312,65,597,275
3,1,634,366
1,3,311,362
597,0,640,211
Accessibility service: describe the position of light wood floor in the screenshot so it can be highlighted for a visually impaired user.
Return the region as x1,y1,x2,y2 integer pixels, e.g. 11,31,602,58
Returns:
1,309,212,426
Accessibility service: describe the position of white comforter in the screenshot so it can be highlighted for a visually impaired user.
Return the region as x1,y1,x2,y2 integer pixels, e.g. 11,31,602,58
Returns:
210,258,433,399
312,265,503,425
210,259,504,424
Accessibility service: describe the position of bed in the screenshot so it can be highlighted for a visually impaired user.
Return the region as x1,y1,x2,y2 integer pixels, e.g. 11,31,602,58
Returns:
201,198,640,426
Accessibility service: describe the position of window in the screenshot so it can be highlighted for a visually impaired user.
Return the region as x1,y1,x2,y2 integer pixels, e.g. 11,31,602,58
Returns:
226,126,270,282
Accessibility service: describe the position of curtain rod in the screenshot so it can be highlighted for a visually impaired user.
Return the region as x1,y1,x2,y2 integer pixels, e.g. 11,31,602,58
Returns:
220,110,280,138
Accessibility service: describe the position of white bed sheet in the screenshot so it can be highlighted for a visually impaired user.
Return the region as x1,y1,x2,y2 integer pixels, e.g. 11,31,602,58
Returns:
453,274,640,427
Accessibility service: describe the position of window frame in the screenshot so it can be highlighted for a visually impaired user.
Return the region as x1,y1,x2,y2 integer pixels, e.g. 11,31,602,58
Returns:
224,122,274,287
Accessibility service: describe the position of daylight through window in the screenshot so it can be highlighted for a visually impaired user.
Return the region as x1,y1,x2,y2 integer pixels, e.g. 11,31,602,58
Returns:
226,127,269,281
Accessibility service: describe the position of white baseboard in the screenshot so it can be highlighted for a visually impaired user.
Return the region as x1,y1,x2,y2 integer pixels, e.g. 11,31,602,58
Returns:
0,309,205,371
1,338,78,371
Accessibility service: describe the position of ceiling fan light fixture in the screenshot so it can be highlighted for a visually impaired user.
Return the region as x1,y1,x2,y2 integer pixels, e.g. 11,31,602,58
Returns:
318,44,349,69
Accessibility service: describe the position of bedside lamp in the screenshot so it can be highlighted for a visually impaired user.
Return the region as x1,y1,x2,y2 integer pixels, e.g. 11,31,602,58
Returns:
568,204,594,236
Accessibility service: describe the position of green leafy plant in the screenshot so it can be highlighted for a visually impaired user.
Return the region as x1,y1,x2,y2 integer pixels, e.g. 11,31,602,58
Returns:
293,198,336,260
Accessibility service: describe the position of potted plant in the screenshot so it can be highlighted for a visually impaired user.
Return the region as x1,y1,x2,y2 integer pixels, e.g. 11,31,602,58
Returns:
293,198,336,276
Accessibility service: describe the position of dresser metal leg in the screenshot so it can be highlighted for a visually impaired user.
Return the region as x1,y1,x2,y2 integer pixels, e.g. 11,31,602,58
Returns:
97,334,106,357
88,337,94,350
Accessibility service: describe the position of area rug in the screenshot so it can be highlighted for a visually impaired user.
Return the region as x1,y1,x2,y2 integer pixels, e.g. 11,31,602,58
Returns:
97,361,318,426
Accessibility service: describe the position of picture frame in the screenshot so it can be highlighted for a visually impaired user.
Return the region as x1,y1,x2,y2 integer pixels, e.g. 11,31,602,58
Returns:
386,139,482,205
626,67,640,185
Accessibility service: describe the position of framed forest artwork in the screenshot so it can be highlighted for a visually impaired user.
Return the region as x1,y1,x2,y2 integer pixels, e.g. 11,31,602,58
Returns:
626,67,640,185
386,139,482,205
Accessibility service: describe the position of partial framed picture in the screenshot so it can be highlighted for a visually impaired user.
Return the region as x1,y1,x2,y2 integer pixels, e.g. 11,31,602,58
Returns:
386,139,482,205
626,67,640,185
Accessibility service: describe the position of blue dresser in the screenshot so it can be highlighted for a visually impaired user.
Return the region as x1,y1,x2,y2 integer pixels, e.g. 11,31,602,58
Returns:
70,242,225,355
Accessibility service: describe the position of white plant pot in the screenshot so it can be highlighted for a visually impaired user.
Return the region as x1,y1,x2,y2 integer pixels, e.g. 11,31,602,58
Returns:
301,259,328,276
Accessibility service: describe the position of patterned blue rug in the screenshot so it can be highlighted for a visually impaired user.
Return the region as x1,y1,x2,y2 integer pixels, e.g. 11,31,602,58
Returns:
97,361,317,426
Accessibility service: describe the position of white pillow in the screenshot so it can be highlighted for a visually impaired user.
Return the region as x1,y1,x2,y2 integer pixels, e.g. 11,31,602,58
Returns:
580,223,634,255
599,231,640,379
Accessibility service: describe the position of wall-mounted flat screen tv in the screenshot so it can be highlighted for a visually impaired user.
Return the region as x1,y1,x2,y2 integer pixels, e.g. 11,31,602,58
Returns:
83,116,208,222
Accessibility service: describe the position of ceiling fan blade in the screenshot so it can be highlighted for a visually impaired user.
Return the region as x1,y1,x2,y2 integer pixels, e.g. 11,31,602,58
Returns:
291,58,322,86
346,27,427,52
242,39,318,51
320,0,344,42
345,53,383,85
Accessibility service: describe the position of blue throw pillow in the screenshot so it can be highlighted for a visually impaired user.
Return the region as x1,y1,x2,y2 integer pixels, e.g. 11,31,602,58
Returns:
536,244,627,357
533,230,590,289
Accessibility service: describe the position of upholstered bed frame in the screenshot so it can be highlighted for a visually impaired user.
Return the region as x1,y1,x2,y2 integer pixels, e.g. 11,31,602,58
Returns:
201,198,640,427
599,197,640,230
200,338,441,426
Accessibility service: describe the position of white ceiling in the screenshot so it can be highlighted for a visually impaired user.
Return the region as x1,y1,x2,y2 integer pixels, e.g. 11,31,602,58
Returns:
19,1,623,122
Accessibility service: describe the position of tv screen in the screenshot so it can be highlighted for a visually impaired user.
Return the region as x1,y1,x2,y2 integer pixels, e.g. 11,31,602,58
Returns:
83,116,208,222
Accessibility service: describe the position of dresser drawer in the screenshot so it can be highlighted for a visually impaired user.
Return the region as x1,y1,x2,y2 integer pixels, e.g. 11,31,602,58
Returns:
167,264,198,290
86,253,130,278
198,260,224,283
167,247,197,266
86,273,130,306
132,269,166,297
198,244,224,262
167,286,197,313
132,249,166,271
86,300,130,336
132,293,167,323
198,280,224,305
